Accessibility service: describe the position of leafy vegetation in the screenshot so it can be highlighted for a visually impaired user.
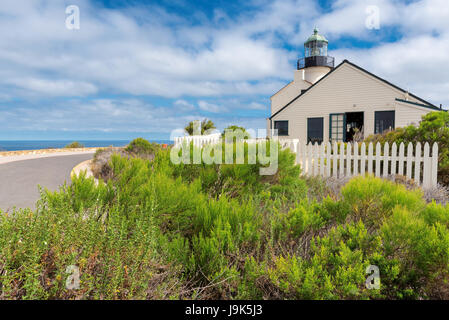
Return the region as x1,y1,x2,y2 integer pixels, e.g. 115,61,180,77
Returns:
1,139,449,300
222,125,251,139
365,111,449,186
184,119,216,136
125,138,160,156
64,141,85,149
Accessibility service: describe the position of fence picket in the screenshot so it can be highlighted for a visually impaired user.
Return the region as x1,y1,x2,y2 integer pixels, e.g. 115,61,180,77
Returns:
320,143,325,176
346,143,352,177
353,143,359,176
383,142,389,178
406,143,413,180
307,143,313,176
423,143,431,188
368,143,373,175
414,142,422,185
325,142,331,177
391,142,397,176
360,143,366,176
398,143,405,176
375,142,381,177
339,143,345,178
333,142,338,177
431,143,439,187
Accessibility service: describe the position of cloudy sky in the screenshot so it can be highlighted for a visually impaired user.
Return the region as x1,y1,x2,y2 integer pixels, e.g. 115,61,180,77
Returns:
0,0,448,140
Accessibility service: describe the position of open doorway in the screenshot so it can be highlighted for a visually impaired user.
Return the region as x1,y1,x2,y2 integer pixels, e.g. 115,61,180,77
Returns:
345,112,364,142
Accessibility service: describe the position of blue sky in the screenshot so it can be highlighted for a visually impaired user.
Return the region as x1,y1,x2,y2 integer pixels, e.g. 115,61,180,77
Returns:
0,0,448,140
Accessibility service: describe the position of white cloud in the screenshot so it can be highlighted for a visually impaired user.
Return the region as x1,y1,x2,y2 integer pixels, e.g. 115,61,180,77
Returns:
6,78,98,97
174,99,195,111
1,0,448,139
248,102,267,110
198,101,225,113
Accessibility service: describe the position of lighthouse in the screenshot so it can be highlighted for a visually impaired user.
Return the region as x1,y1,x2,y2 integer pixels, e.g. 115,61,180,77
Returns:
295,28,335,84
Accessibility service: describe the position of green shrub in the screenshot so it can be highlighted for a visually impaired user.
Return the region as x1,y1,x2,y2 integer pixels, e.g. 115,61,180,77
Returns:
125,138,160,156
2,141,449,300
341,176,425,227
364,111,449,186
64,141,84,149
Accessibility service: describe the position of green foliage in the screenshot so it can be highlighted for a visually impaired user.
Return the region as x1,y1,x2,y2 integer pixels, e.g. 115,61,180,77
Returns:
165,141,306,202
64,141,84,149
2,141,449,300
125,138,160,156
341,176,425,227
222,125,251,140
364,111,449,185
184,119,216,136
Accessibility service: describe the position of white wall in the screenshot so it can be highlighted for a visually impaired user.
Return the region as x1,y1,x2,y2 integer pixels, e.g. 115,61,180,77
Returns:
271,73,311,115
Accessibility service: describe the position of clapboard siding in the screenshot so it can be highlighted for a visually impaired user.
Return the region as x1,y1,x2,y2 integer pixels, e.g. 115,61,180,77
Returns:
271,80,310,115
395,101,430,127
270,62,429,144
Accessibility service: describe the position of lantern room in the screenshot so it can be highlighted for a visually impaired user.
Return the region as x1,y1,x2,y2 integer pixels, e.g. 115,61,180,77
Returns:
298,28,335,70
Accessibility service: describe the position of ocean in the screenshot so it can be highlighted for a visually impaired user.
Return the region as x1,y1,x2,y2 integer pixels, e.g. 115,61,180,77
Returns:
0,140,172,152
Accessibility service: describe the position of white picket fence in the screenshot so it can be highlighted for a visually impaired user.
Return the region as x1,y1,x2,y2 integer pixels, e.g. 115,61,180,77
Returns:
284,141,439,189
173,135,440,188
174,133,221,147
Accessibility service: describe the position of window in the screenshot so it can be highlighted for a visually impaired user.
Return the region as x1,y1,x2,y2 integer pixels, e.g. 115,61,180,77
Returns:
329,114,345,142
307,117,324,144
375,111,395,134
274,121,288,136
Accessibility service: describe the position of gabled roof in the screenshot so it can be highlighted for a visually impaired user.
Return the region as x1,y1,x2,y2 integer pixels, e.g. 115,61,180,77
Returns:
270,81,294,98
270,60,438,120
395,98,442,111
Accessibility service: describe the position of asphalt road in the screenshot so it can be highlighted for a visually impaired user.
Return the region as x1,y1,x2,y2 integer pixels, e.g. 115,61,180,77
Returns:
0,153,94,211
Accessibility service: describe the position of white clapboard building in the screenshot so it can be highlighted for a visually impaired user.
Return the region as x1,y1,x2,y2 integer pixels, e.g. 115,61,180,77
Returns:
267,28,443,145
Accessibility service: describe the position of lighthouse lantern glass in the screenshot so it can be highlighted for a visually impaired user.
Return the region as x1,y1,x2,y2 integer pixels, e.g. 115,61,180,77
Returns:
305,41,328,58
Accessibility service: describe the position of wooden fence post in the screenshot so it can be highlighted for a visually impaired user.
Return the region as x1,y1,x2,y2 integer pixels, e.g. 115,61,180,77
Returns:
375,142,381,177
414,142,422,185
333,142,338,177
320,143,325,176
383,142,389,178
406,143,413,180
353,143,359,176
339,143,345,178
431,143,439,187
360,142,366,176
326,142,331,177
368,143,373,175
398,143,405,176
391,142,397,176
346,143,352,177
422,143,431,188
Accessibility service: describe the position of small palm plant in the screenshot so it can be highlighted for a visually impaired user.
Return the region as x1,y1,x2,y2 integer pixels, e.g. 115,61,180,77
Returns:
184,119,216,136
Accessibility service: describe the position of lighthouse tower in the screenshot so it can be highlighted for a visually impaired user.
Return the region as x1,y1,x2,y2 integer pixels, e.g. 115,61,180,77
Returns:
295,28,334,84
270,28,335,117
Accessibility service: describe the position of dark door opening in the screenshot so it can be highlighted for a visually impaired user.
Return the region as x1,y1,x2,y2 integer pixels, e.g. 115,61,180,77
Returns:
345,112,364,142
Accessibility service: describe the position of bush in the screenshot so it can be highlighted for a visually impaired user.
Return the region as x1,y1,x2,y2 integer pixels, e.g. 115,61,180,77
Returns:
2,142,449,300
64,141,84,149
125,138,160,157
364,111,449,186
92,147,129,181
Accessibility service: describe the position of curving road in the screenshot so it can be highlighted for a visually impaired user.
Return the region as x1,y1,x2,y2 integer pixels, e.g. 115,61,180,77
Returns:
0,153,94,211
